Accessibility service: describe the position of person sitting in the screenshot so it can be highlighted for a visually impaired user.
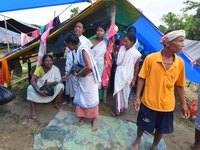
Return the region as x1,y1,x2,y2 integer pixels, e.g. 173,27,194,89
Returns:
27,54,64,120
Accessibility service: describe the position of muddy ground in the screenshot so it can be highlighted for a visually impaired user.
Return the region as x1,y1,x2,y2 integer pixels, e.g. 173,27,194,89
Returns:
0,79,197,150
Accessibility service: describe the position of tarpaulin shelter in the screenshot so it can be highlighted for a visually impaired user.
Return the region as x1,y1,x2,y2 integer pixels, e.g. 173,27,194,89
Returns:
0,0,90,13
129,14,200,84
0,27,21,45
0,0,200,84
0,18,39,34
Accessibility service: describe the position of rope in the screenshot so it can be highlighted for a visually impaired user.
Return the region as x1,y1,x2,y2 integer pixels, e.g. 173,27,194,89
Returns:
57,4,72,17
5,21,23,33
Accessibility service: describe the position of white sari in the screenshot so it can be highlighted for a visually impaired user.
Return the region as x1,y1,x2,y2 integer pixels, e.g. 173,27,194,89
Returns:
73,45,100,108
64,35,93,97
27,65,64,103
113,46,141,113
91,39,107,88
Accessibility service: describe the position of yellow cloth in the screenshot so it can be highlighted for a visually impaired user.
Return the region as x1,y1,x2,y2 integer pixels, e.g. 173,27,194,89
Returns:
138,52,186,112
34,66,45,78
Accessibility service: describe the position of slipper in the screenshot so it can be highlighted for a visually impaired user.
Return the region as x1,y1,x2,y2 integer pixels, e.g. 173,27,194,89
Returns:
62,101,67,105
28,114,36,121
110,111,116,117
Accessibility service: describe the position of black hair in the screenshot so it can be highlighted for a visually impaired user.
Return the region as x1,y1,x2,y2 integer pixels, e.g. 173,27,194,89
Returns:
42,54,53,63
75,21,86,29
127,26,136,34
124,33,136,43
64,31,80,45
96,24,106,32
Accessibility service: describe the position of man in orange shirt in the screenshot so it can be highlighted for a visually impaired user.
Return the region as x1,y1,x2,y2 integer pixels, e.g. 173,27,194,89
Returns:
132,30,190,150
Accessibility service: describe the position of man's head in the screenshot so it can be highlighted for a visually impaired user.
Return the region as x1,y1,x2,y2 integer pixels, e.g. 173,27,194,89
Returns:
160,30,185,53
74,21,85,37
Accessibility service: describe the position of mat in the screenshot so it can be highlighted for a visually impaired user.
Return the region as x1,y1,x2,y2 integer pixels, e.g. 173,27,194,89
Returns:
33,111,166,150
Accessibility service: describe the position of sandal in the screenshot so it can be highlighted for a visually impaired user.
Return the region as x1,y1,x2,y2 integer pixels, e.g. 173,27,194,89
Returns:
110,111,116,117
28,114,36,121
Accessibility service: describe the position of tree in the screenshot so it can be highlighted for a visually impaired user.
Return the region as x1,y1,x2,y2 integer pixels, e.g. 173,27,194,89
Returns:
159,0,200,40
70,7,80,18
158,25,167,33
160,12,184,31
182,0,200,12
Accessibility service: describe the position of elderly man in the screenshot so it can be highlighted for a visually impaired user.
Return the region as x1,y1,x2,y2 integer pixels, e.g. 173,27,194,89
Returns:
132,30,190,150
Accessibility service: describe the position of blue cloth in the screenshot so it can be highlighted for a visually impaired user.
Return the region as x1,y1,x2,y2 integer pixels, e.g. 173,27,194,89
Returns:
0,0,89,13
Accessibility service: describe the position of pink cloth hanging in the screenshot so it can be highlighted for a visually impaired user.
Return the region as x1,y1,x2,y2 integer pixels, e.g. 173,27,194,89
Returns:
102,24,118,87
21,33,30,46
37,19,54,66
31,30,40,38
41,19,54,53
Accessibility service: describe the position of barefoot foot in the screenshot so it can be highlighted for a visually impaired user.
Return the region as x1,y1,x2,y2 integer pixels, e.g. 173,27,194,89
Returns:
77,118,85,127
131,140,141,150
92,118,98,132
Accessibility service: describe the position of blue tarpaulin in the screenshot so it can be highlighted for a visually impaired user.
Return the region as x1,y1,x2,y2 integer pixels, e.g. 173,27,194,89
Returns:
131,16,200,85
0,0,89,13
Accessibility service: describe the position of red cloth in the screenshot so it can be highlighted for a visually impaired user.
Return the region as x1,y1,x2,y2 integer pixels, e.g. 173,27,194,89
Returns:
102,36,115,87
76,105,99,118
31,30,40,38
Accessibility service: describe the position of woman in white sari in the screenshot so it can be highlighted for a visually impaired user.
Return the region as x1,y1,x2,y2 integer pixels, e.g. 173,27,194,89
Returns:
112,33,141,116
27,55,64,120
90,24,107,101
64,21,93,107
62,31,101,131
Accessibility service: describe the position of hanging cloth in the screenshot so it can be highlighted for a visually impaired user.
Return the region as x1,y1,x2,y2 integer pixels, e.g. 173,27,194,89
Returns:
1,58,11,84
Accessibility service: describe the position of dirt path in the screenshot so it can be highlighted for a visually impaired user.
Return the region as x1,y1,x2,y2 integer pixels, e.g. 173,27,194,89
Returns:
0,80,196,150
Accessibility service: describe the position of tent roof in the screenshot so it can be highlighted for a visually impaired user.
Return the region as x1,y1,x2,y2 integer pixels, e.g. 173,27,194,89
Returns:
1,0,200,84
184,39,200,61
0,0,89,13
0,18,39,34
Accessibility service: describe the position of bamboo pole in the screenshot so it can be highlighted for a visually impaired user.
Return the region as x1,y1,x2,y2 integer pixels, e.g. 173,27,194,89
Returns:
4,16,10,52
103,0,116,104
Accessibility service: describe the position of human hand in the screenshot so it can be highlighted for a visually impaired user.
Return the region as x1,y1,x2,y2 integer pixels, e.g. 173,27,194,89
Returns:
37,90,47,97
61,75,67,81
180,104,190,119
45,82,53,87
131,80,136,87
134,98,141,112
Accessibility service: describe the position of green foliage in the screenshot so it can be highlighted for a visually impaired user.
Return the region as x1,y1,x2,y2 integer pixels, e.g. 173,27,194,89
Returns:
182,0,200,12
158,25,167,33
70,7,80,18
159,0,200,40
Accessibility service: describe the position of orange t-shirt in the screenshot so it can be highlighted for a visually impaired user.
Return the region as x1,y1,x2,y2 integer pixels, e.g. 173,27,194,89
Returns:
138,52,186,112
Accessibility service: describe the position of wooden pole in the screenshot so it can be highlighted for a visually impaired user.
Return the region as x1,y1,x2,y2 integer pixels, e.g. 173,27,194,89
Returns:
110,0,116,25
4,16,10,52
103,0,116,104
